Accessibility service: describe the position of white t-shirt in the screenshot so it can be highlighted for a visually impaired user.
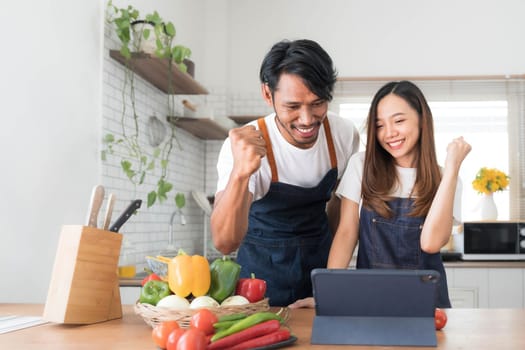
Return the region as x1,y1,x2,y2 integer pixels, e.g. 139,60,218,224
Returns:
216,112,360,201
336,152,463,221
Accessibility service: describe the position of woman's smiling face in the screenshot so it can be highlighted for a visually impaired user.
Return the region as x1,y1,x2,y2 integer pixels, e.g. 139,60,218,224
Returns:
376,93,421,168
262,73,328,149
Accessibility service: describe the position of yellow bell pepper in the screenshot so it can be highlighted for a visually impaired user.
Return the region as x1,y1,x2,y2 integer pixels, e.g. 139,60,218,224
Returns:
168,249,211,297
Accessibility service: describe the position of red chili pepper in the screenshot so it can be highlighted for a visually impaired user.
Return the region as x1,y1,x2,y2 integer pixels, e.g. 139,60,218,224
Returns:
227,329,291,350
235,273,267,303
207,320,280,350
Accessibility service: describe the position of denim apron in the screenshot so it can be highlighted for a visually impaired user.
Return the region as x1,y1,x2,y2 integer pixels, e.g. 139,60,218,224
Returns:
236,117,338,306
357,198,451,308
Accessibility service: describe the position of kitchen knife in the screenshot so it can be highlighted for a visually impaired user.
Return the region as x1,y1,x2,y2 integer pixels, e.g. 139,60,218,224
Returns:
109,199,142,232
86,185,105,227
102,193,116,231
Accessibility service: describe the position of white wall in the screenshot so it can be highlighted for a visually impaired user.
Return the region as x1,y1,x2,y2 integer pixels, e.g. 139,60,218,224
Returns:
224,0,525,94
1,0,524,303
0,1,104,302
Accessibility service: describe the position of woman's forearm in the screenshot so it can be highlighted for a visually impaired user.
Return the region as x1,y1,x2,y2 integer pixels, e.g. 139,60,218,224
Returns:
327,199,360,268
421,171,457,253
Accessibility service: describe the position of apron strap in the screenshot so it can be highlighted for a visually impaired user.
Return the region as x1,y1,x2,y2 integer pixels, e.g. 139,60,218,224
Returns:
257,118,278,182
257,117,338,183
323,118,338,170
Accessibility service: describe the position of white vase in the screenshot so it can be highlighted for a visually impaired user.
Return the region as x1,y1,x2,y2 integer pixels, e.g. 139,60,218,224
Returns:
131,21,168,55
480,193,498,220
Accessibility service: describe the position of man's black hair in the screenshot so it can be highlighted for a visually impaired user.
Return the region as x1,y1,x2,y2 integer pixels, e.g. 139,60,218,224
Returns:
259,39,337,101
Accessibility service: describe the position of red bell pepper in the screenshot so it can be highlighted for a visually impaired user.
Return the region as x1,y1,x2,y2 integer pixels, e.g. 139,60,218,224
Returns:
141,272,162,286
235,273,267,303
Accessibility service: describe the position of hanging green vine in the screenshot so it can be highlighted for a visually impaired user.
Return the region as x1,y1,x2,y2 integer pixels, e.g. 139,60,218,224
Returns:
103,1,192,208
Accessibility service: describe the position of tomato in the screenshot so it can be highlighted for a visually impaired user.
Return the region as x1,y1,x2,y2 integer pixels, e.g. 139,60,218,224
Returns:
142,272,162,286
152,321,180,349
176,328,207,350
435,308,448,330
190,308,219,336
166,328,186,350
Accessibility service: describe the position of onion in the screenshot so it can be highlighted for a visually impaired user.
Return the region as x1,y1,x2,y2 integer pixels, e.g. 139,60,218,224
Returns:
220,295,250,306
190,296,220,309
156,294,190,310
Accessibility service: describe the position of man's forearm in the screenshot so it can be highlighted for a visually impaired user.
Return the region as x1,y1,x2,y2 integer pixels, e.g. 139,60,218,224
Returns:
210,176,252,254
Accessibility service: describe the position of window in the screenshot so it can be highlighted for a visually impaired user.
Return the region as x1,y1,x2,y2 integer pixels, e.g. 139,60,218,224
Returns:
332,78,525,221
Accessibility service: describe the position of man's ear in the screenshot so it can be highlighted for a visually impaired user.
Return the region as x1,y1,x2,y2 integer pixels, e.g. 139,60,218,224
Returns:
261,83,273,106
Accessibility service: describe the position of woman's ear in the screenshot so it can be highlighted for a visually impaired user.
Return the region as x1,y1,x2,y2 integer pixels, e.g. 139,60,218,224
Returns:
261,83,273,106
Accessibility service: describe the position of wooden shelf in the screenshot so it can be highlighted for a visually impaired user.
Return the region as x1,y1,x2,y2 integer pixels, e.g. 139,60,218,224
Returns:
167,116,228,140
228,115,262,124
109,50,208,95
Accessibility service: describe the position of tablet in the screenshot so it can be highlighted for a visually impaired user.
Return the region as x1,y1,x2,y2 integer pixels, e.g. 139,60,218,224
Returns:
311,268,439,347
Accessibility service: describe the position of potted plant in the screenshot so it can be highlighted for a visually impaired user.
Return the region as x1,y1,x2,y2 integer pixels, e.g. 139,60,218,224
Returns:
104,1,192,208
106,1,192,71
472,167,509,220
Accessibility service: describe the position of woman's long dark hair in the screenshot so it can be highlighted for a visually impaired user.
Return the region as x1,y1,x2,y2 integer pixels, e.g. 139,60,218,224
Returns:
361,81,441,218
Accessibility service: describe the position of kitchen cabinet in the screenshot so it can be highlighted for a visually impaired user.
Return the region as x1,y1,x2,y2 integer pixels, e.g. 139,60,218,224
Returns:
120,287,140,305
448,287,478,308
488,268,523,307
446,265,524,308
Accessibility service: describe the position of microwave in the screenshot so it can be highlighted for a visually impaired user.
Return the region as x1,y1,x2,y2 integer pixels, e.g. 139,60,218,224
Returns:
462,221,525,260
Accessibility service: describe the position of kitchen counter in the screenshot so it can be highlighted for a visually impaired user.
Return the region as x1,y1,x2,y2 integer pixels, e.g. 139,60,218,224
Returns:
119,272,147,287
443,260,525,268
120,260,525,287
121,260,525,286
2,304,525,349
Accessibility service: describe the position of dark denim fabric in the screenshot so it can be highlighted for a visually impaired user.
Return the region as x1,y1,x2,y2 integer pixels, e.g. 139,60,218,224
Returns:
237,168,337,306
357,197,451,308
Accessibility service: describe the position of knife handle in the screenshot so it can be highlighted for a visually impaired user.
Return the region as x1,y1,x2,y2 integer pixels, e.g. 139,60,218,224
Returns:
86,185,105,227
109,199,142,232
102,193,116,231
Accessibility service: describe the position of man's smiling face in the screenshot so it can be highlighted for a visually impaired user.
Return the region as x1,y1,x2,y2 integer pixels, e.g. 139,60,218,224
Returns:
262,73,328,149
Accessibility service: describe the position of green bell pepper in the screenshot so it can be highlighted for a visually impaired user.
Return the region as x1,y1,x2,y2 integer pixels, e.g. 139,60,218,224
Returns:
208,256,241,303
139,280,171,305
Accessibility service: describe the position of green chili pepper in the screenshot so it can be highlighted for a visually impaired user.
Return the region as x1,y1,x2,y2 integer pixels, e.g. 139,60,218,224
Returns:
213,320,239,330
213,323,235,332
218,313,247,322
208,256,241,303
139,280,171,306
211,312,282,342
214,313,248,331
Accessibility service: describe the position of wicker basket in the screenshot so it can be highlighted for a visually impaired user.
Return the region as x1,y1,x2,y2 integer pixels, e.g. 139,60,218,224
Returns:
134,298,270,328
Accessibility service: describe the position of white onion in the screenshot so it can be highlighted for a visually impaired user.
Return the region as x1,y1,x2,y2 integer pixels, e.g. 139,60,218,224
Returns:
156,294,190,310
190,296,220,309
220,295,250,306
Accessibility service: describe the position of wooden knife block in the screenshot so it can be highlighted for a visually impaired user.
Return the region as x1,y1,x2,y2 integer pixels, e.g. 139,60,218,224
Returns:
43,225,123,324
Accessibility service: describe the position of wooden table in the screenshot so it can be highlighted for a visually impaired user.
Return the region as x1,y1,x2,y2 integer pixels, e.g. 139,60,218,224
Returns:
1,304,525,349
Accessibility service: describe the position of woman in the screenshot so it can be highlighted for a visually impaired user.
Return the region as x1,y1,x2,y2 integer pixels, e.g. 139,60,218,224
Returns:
290,81,471,309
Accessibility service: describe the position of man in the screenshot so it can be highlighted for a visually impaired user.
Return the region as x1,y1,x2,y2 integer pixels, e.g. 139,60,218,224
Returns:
211,39,360,306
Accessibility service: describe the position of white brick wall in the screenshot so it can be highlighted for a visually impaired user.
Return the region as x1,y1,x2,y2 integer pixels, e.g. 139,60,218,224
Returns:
103,23,272,267
103,24,214,269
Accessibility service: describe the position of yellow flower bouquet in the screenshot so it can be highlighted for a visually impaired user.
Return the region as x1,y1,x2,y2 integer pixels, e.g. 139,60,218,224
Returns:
472,167,509,194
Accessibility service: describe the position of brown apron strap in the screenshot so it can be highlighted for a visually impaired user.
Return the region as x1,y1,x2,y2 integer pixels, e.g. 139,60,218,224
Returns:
257,118,278,182
323,118,338,169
